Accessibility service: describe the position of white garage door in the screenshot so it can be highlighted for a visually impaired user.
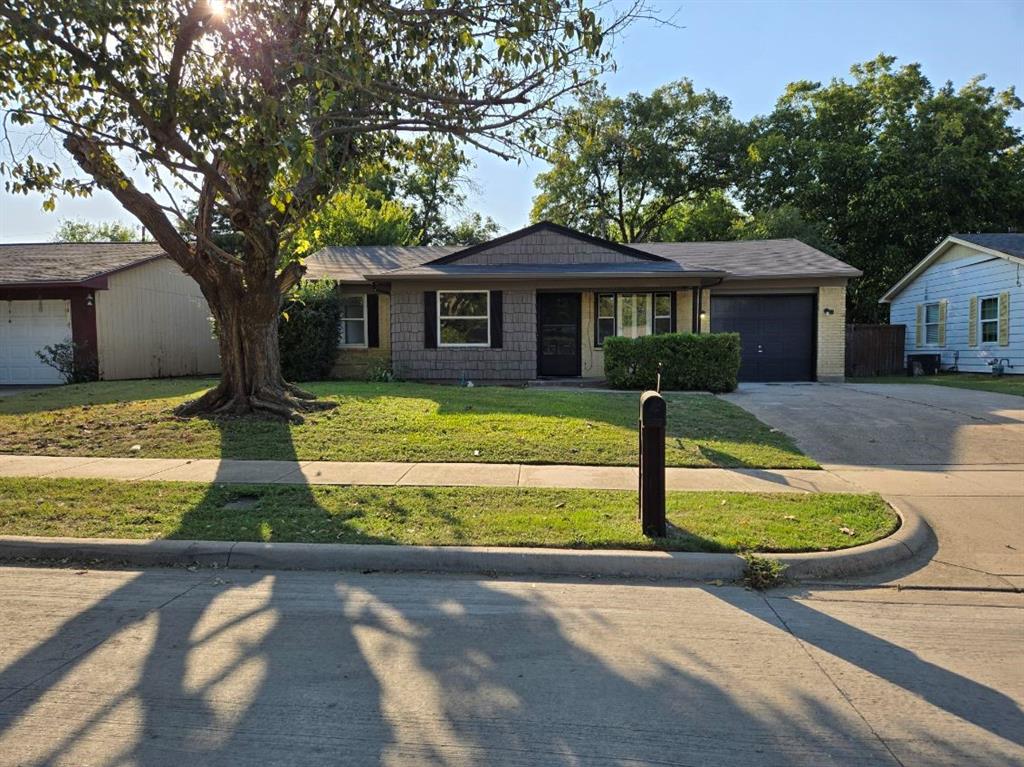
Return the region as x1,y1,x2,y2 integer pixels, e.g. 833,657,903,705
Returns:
0,300,72,384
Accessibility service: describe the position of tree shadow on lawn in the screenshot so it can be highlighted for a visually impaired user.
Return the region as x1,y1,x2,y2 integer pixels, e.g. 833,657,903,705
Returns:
0,418,1017,764
215,381,809,468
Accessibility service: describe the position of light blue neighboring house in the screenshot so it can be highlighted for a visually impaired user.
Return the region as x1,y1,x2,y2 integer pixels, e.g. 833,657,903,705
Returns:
880,234,1022,375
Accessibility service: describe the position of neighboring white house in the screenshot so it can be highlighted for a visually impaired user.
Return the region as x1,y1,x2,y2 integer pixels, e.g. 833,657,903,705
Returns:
880,234,1022,375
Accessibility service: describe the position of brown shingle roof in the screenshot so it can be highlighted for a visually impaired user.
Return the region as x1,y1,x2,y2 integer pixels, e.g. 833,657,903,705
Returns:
0,242,166,286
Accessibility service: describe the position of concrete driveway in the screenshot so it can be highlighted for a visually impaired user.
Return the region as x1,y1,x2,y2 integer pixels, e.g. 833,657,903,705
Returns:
722,382,1024,466
724,382,1024,591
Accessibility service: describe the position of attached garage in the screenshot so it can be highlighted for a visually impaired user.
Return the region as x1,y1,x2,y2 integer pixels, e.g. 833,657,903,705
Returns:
711,294,817,381
0,299,71,384
0,243,220,383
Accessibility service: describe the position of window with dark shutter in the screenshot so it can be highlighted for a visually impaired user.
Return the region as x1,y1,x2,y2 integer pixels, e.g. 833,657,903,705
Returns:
489,291,503,348
424,291,437,348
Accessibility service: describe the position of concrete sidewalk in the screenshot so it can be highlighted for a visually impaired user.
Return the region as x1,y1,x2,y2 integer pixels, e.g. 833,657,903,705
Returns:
0,453,863,493
2,452,1022,497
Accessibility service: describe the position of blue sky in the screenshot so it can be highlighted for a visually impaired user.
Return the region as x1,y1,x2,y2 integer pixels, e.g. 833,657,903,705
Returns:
1,0,1021,243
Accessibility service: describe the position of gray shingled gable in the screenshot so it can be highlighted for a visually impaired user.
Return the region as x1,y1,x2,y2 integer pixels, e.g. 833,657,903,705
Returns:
0,242,166,286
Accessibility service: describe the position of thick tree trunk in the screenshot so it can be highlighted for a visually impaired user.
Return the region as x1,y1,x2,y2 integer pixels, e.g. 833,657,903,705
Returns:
175,285,333,423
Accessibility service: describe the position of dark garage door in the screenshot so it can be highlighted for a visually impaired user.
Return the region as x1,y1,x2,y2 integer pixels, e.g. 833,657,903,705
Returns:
711,295,816,382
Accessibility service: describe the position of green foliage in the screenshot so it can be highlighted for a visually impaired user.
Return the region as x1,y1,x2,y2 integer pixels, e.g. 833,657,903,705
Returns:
366,359,396,383
34,341,97,384
278,281,341,382
742,555,789,589
656,191,745,241
532,80,747,242
739,54,1024,321
54,219,137,243
733,205,835,254
603,333,741,393
444,211,502,245
288,186,416,255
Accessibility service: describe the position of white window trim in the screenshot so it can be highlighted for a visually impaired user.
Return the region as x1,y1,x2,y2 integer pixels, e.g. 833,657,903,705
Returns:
438,289,491,348
595,291,673,347
339,293,368,348
653,293,672,332
979,294,1000,346
923,301,941,347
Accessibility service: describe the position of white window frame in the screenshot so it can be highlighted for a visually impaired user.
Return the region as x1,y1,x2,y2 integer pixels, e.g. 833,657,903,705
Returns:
438,289,490,348
596,293,616,347
338,293,368,348
979,295,1000,345
615,293,652,339
923,301,941,346
653,292,673,334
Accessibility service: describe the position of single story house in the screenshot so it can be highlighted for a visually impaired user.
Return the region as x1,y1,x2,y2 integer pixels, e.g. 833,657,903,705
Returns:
306,221,861,383
880,233,1021,375
0,242,219,384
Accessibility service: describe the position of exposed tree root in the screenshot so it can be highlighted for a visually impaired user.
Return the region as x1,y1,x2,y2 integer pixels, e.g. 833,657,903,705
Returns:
174,379,337,423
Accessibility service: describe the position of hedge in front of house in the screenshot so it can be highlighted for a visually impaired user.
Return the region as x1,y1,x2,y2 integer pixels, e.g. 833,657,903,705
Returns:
279,280,341,382
603,333,741,393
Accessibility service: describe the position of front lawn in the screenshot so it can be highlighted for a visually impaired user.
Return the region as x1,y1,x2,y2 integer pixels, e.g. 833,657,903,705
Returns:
0,477,896,553
848,374,1024,397
0,379,814,468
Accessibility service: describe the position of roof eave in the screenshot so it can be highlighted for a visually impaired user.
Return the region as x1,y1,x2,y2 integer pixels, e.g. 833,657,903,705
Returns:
361,269,728,282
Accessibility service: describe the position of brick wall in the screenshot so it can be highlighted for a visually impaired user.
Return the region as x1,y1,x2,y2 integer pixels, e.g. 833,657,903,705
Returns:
390,284,537,380
817,285,847,381
330,292,392,380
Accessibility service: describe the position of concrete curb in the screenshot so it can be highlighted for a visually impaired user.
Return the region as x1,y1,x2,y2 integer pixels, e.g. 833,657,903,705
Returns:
0,506,928,582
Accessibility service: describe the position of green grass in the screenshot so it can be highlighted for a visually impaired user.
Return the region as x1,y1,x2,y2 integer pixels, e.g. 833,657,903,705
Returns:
0,477,896,553
848,374,1024,397
0,378,815,468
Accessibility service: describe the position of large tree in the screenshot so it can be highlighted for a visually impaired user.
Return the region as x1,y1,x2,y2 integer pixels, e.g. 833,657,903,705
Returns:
1,0,637,419
739,55,1024,322
531,79,746,242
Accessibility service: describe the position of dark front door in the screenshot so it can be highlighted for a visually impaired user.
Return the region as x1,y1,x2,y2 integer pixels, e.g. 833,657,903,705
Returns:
537,293,581,377
711,295,816,381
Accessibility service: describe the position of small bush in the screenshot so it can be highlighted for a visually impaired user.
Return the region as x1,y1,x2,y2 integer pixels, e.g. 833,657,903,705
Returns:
366,358,395,382
742,555,788,590
279,280,341,382
35,340,98,384
603,333,740,392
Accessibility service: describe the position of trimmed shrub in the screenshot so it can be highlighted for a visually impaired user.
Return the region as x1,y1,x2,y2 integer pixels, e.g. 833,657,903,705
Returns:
603,332,741,393
279,280,341,382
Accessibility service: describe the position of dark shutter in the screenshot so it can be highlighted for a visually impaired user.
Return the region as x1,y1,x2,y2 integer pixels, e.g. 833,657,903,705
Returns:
424,291,437,349
670,291,677,333
691,287,700,334
366,293,380,348
593,293,600,347
489,290,503,348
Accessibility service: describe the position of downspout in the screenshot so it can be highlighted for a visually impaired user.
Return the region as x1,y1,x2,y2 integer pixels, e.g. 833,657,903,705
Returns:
693,277,725,334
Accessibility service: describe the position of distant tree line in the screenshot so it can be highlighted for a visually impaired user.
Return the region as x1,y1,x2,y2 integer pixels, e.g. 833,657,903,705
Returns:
531,55,1024,322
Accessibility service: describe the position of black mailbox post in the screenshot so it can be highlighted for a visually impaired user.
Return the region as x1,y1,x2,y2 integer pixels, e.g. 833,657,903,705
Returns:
638,390,667,537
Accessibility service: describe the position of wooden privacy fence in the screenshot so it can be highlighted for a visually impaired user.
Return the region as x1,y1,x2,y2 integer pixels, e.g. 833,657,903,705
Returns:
845,324,906,377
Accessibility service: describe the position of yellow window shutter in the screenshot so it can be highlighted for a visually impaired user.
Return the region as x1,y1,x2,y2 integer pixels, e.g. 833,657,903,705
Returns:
998,291,1010,346
968,296,978,347
915,304,923,347
937,300,948,347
